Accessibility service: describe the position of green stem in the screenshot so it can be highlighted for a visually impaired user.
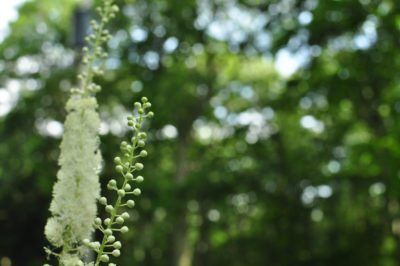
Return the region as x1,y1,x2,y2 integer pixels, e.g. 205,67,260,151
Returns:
94,113,144,265
95,184,125,265
79,1,115,97
80,21,104,95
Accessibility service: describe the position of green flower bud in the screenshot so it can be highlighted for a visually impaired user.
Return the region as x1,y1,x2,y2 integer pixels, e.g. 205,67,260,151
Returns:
118,189,126,197
138,108,144,114
144,102,152,108
104,229,113,236
105,205,114,213
112,249,121,257
148,111,154,118
99,197,107,205
127,115,134,121
116,216,124,224
107,235,116,243
136,176,144,183
125,173,134,180
107,179,117,190
121,212,130,219
134,102,141,109
109,264,117,266
133,188,141,196
124,183,132,191
91,241,100,249
83,238,90,245
114,157,121,164
116,165,124,173
138,132,147,139
94,217,102,225
128,120,134,127
104,218,111,225
100,254,109,262
141,97,148,103
126,145,132,152
113,241,122,249
121,226,129,233
135,163,144,170
127,200,135,208
140,150,148,157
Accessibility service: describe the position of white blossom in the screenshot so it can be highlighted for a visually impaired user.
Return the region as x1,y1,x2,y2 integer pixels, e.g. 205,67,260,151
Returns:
45,96,101,246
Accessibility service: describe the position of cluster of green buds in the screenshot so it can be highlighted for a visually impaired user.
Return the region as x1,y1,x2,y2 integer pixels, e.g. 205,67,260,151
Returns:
83,97,154,265
71,0,119,96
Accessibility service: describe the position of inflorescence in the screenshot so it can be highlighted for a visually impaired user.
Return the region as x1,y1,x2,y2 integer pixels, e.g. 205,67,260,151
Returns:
44,1,156,265
83,97,154,265
71,0,119,96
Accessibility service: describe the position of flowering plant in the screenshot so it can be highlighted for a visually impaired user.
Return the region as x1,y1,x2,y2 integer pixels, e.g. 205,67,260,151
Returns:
44,1,154,265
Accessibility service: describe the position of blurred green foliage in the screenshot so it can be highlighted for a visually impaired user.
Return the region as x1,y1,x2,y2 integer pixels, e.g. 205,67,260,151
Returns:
1,0,400,265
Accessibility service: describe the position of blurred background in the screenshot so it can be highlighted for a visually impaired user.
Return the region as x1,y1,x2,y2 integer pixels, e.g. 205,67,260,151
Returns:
0,0,400,265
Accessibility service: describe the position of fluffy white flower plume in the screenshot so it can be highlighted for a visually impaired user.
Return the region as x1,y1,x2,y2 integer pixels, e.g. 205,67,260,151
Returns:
45,96,101,247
